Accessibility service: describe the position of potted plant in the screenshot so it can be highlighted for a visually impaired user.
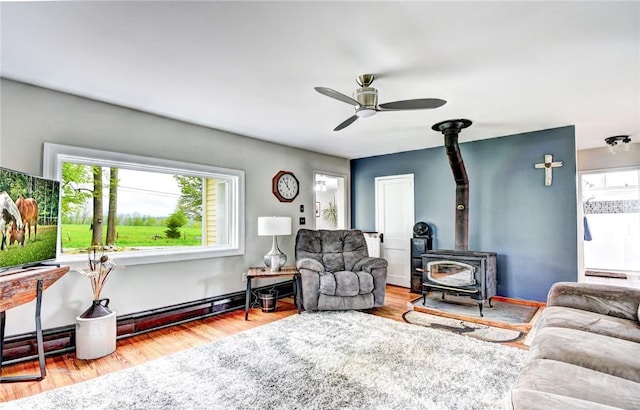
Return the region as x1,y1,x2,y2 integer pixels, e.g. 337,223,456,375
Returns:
322,199,338,227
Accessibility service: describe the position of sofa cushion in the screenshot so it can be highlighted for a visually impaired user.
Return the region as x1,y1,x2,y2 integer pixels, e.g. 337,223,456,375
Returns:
507,389,625,410
547,282,640,321
319,271,374,297
510,358,640,409
535,305,640,343
318,293,374,310
319,272,337,296
295,229,369,273
356,271,374,294
322,252,346,273
333,271,359,297
530,327,640,383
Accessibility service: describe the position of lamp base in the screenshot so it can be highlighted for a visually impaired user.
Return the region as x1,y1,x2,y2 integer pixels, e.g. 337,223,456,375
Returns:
264,236,287,272
264,252,287,272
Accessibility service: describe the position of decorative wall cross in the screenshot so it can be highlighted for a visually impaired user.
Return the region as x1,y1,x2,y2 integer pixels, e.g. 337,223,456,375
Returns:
534,154,563,186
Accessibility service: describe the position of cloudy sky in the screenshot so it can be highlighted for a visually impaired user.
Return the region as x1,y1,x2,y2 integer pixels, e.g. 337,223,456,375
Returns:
95,169,181,217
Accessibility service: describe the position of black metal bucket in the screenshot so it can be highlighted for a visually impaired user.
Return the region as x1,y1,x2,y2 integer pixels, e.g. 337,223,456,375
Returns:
259,290,279,313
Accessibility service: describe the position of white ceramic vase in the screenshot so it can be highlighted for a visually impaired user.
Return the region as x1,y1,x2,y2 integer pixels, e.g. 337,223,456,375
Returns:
75,299,117,360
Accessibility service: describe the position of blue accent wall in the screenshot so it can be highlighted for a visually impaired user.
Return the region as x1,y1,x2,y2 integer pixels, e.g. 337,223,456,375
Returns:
351,126,577,302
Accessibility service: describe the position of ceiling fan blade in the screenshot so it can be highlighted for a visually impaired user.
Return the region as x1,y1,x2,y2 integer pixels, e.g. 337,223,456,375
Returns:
314,87,360,107
334,115,358,131
378,98,447,110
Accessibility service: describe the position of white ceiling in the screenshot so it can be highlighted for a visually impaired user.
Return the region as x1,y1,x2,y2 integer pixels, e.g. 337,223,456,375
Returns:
1,1,639,159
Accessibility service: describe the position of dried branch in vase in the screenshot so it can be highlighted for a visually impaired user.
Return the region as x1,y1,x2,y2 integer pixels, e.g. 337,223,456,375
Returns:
77,247,123,300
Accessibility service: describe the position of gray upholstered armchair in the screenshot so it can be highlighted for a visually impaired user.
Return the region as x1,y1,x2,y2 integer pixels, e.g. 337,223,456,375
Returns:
295,229,388,311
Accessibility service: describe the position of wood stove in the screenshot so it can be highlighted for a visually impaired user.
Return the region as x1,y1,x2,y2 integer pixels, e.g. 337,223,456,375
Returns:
422,250,497,316
422,119,498,316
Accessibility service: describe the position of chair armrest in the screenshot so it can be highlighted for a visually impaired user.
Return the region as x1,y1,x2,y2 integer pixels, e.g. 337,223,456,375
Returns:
296,258,324,273
547,282,640,321
354,257,388,307
353,257,388,273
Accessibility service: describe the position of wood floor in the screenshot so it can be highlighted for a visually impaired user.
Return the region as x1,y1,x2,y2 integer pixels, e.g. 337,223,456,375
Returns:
0,285,531,402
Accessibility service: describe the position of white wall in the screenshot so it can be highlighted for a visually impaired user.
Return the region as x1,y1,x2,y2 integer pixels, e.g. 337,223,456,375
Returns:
578,144,640,171
0,79,350,335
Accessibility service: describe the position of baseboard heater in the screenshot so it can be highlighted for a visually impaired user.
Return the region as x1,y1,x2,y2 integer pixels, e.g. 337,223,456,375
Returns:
1,281,295,367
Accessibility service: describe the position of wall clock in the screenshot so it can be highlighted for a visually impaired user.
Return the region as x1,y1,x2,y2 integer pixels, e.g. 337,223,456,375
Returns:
272,170,299,202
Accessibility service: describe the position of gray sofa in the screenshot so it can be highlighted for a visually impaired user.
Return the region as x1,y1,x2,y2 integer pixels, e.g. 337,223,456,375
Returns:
295,229,388,311
507,282,640,410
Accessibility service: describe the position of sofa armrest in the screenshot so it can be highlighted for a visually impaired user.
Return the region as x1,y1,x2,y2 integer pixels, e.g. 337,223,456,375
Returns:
353,257,388,273
296,258,324,273
547,282,640,321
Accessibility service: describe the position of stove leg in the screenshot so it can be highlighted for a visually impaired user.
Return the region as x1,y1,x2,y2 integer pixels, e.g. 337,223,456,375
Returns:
477,300,484,317
488,297,493,308
441,292,446,300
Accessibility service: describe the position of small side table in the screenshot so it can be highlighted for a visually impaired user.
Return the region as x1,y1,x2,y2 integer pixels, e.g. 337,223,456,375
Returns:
244,266,302,320
1,265,69,383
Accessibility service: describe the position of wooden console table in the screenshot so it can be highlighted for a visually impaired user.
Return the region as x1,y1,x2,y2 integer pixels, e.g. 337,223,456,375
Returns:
0,265,69,383
244,266,302,320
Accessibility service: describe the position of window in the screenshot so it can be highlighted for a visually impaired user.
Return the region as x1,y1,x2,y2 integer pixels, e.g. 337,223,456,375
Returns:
43,143,245,266
582,168,639,273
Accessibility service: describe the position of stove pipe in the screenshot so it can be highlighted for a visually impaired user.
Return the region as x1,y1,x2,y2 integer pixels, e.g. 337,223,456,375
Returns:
431,119,472,251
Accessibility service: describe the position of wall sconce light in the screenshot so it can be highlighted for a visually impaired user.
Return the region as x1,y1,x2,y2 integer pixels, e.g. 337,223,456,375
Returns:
605,135,631,154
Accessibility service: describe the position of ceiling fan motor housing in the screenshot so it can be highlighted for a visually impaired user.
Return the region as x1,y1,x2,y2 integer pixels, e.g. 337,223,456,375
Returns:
354,87,378,117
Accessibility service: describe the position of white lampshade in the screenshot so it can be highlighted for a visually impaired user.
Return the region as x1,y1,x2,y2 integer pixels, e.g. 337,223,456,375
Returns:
258,216,292,236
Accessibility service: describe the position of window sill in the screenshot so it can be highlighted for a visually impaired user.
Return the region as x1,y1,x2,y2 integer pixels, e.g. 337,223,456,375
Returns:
57,246,243,271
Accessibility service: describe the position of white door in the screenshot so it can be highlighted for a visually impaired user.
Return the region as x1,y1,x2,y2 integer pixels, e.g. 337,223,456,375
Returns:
375,174,414,287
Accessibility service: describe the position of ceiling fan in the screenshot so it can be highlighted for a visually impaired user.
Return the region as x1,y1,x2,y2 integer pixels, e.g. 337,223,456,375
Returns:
314,74,446,131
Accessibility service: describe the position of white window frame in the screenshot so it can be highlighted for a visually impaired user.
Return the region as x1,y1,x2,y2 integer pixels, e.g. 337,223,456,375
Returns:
579,166,640,279
43,143,245,269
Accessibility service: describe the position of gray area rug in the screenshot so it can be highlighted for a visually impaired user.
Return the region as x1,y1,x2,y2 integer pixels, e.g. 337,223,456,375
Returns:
415,293,538,324
403,310,524,343
1,311,528,410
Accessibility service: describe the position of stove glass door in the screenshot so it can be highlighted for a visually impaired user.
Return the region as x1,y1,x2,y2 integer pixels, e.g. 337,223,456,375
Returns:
426,261,476,287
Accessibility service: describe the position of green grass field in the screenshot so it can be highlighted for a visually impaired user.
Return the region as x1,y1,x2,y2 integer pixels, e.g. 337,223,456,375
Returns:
61,224,203,251
0,225,58,268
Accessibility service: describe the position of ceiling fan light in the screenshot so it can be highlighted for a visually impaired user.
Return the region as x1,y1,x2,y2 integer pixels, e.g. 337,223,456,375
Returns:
356,108,377,118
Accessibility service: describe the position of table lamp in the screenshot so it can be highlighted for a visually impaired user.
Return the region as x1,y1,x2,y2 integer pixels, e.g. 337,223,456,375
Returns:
258,216,292,272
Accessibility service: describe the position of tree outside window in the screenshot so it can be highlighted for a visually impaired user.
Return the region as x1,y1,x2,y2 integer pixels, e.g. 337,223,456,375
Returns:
59,163,232,254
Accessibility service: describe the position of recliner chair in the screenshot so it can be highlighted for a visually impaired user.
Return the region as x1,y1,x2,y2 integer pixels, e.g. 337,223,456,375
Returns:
295,229,388,311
